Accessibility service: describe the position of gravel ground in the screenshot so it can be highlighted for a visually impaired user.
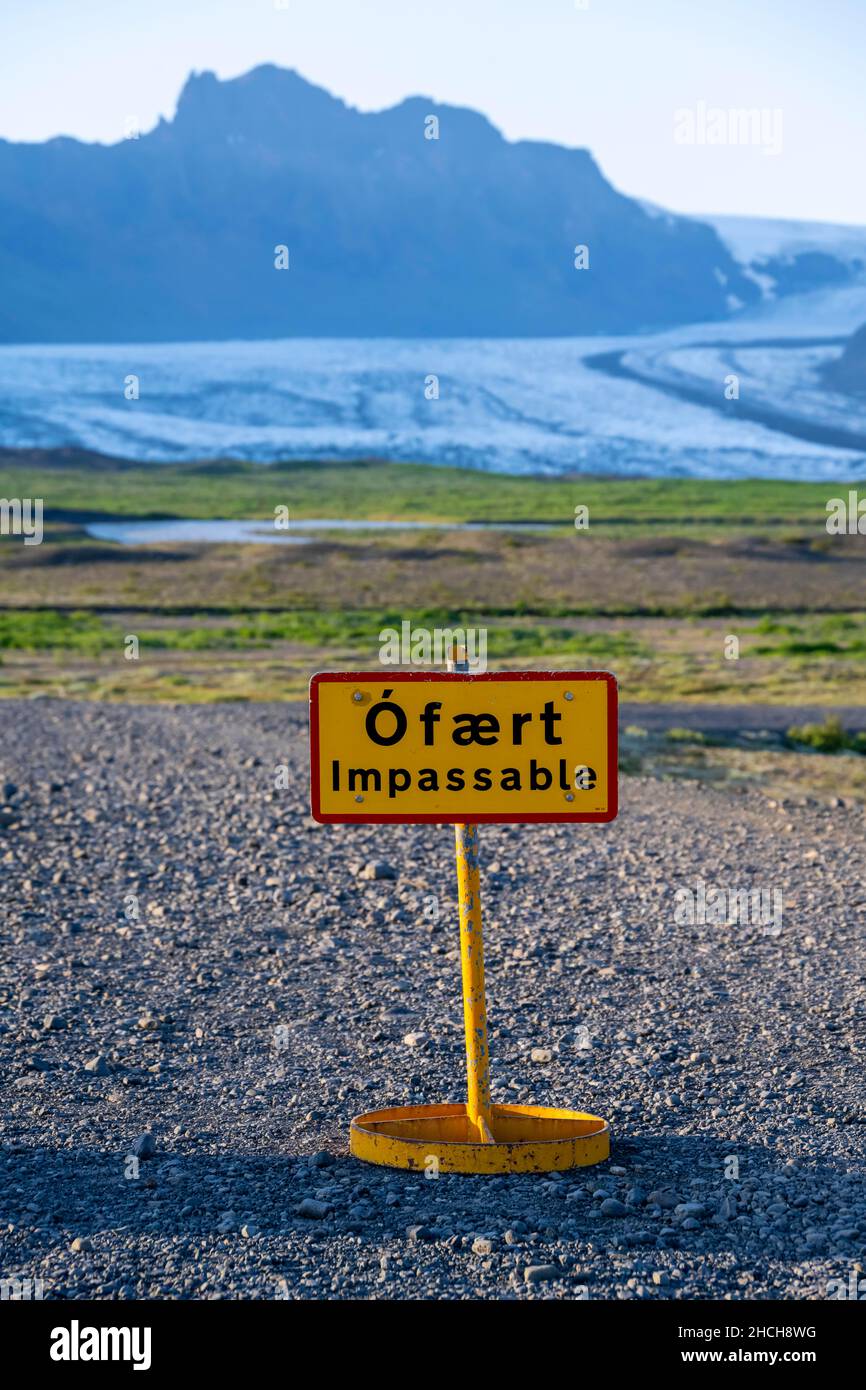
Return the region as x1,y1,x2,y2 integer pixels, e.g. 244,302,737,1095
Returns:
1,700,865,1301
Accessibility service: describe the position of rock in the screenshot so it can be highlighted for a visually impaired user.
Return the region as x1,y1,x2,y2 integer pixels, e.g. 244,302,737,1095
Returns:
626,1187,647,1206
84,1055,110,1076
407,1224,437,1243
42,1013,66,1031
647,1190,679,1209
600,1199,628,1217
358,861,395,880
530,1047,552,1063
651,1271,670,1286
472,1237,493,1256
297,1198,330,1220
241,1223,259,1238
675,1202,706,1218
524,1264,559,1284
403,1032,426,1048
26,1056,54,1073
131,1132,155,1160
70,1236,93,1253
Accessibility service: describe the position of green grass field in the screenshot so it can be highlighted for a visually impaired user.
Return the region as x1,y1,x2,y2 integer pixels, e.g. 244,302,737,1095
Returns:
0,451,848,529
3,451,865,799
2,453,865,721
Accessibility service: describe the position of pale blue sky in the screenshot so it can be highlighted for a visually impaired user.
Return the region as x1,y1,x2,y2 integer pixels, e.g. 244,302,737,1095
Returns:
1,0,864,223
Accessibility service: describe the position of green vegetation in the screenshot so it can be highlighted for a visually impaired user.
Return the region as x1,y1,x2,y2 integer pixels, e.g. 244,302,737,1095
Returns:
747,613,866,660
0,606,648,662
665,727,711,744
0,610,116,656
0,454,851,531
786,715,866,755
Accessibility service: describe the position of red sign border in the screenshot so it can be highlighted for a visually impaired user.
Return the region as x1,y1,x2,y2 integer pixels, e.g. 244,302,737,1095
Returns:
309,670,618,824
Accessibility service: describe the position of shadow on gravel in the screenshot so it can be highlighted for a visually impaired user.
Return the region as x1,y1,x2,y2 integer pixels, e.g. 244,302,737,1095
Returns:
3,1131,862,1301
3,1128,860,1246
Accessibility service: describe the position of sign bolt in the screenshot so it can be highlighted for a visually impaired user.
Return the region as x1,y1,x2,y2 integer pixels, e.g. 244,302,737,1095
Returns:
564,691,574,701
565,792,574,802
352,690,363,703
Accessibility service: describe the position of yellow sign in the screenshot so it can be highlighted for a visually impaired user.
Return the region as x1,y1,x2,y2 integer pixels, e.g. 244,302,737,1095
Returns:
310,671,617,823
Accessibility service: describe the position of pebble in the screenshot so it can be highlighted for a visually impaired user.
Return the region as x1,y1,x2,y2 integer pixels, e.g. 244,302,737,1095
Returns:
358,861,396,880
676,1202,706,1218
297,1199,330,1220
647,1190,679,1209
407,1224,437,1243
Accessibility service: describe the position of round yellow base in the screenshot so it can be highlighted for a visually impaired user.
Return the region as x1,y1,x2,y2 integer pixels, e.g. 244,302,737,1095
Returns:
350,1101,610,1173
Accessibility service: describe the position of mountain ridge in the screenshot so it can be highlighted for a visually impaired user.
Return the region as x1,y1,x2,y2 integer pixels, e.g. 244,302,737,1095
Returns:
0,63,760,342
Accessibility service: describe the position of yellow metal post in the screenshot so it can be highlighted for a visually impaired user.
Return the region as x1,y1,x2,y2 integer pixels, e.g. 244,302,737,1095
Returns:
449,646,494,1143
455,821,494,1142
